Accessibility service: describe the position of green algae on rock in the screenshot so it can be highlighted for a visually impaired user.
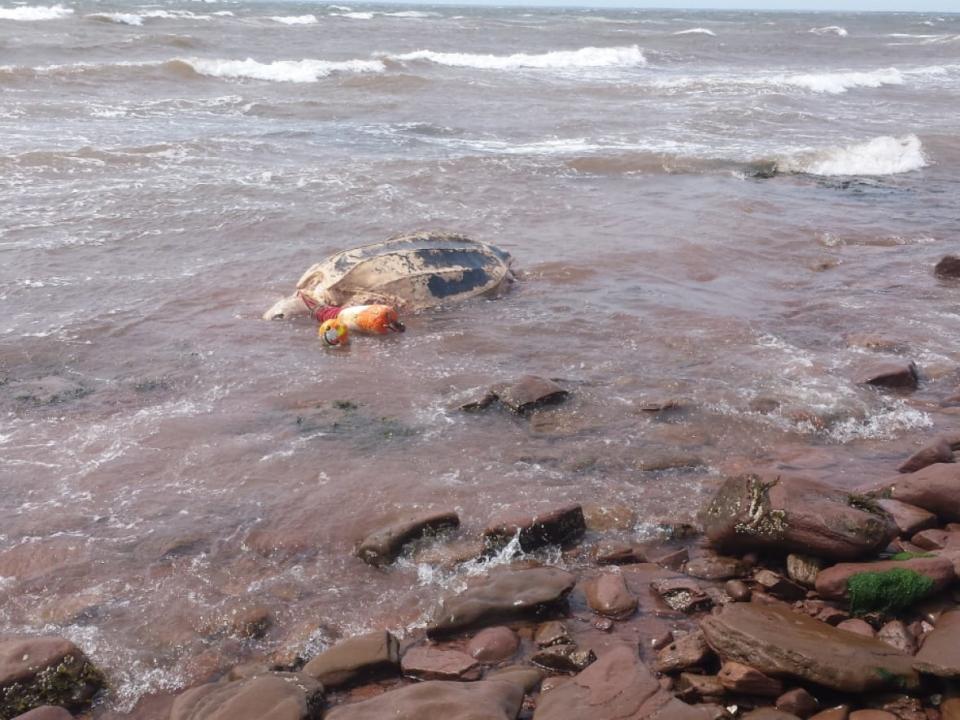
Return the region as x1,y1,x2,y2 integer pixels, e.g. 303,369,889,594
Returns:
847,568,936,616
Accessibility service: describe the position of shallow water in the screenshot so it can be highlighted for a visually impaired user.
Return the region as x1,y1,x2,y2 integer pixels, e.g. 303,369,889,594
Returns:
1,2,960,712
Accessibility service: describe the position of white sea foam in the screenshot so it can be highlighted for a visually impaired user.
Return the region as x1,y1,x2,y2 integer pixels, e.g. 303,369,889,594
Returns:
0,4,72,20
673,27,716,36
334,11,372,19
87,9,212,24
269,14,317,25
179,57,385,82
810,25,848,36
777,67,904,94
87,11,144,25
332,9,438,19
779,134,928,177
391,45,646,70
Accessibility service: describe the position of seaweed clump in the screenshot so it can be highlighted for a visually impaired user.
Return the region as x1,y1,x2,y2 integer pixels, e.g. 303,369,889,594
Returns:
847,568,936,616
890,551,935,561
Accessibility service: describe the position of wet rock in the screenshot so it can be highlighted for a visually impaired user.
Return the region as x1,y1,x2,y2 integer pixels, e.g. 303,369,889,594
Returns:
837,619,875,638
899,439,955,474
413,538,485,568
483,504,585,553
302,630,399,689
702,474,897,561
777,688,819,718
594,542,647,565
650,630,674,651
856,362,919,390
531,644,596,673
535,621,571,648
229,606,272,640
913,528,960,550
875,500,938,537
742,710,801,720
935,255,960,280
586,572,638,619
845,335,908,353
849,713,897,720
754,569,806,601
400,646,480,681
462,376,569,415
0,636,104,719
724,580,751,602
355,510,459,567
684,555,748,581
11,707,74,720
653,631,712,674
809,707,850,720
813,557,955,601
700,603,919,692
485,665,543,693
467,627,519,664
533,645,711,720
675,673,724,703
169,672,323,720
717,661,782,697
10,376,90,406
877,620,917,655
592,617,614,632
913,609,960,677
651,578,711,614
865,694,925,720
582,503,637,532
428,567,576,637
694,704,731,720
787,554,824,588
889,464,960,521
325,679,524,720
650,547,690,571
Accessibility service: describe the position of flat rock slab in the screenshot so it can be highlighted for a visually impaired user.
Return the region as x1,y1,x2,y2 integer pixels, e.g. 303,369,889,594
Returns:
702,473,896,561
0,636,104,719
325,679,524,720
875,499,938,536
814,557,956,600
914,609,960,677
889,464,960,522
717,661,782,697
461,376,569,415
400,647,480,681
355,510,459,567
585,572,638,619
700,603,919,693
170,673,323,720
483,504,585,552
428,567,576,637
533,645,710,720
302,631,399,689
898,439,955,474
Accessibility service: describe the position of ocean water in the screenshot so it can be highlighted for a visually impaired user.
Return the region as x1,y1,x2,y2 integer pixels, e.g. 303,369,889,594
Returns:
1,2,959,713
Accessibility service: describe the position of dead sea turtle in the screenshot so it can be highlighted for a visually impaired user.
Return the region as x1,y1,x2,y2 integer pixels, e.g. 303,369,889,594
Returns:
263,230,515,320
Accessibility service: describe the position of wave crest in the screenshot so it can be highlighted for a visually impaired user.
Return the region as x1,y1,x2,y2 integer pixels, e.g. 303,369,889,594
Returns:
172,57,385,83
269,15,318,25
390,45,646,71
673,28,716,36
777,134,928,177
778,68,903,94
0,4,72,20
810,26,848,37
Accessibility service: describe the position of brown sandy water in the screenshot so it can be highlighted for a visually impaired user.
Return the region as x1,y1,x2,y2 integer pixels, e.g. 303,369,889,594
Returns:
1,2,960,713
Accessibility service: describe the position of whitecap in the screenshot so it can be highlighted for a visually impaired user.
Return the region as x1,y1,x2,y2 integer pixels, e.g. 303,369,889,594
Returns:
178,57,385,82
810,25,848,36
87,9,212,24
87,11,143,25
672,27,716,36
777,67,903,94
269,14,317,25
0,4,72,20
390,45,646,71
778,134,928,177
333,11,373,19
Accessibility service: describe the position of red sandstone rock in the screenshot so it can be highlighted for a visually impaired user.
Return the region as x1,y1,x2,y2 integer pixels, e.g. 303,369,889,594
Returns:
585,572,638,619
653,631,712,674
400,646,480,681
890,464,960,521
935,255,960,280
169,672,322,720
675,673,724,703
684,555,748,581
742,710,801,720
856,362,919,390
594,542,647,565
467,627,519,663
11,708,74,720
755,569,806,601
702,474,897,561
913,609,960,677
776,688,820,718
849,712,897,720
877,620,917,655
326,679,524,720
302,631,399,688
809,707,850,720
875,500,938,536
814,557,955,600
912,529,960,550
483,504,585,552
717,661,782,697
899,439,955,474
837,619,875,638
355,510,459,566
699,603,920,693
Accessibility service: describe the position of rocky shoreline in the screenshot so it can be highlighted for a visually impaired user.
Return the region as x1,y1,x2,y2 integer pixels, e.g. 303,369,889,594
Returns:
6,420,960,720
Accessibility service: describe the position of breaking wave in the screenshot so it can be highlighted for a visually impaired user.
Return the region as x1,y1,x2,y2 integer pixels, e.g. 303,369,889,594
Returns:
673,28,716,36
810,25,848,37
269,14,318,25
389,45,647,70
171,57,385,82
86,9,212,25
0,4,72,20
331,9,439,19
778,68,903,94
777,134,928,176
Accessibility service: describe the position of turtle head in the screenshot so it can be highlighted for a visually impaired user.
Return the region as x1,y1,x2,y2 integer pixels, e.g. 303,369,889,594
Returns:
318,318,349,347
263,294,311,321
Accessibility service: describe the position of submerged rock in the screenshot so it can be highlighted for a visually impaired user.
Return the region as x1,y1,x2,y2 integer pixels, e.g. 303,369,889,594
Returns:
169,672,322,720
428,567,576,637
302,631,399,689
355,510,459,567
935,255,960,280
0,636,104,719
702,473,896,561
700,603,919,693
483,504,585,553
325,678,524,720
856,362,919,390
461,375,569,415
531,644,596,674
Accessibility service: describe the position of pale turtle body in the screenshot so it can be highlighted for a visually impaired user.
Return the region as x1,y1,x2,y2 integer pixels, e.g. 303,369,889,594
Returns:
263,230,515,320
